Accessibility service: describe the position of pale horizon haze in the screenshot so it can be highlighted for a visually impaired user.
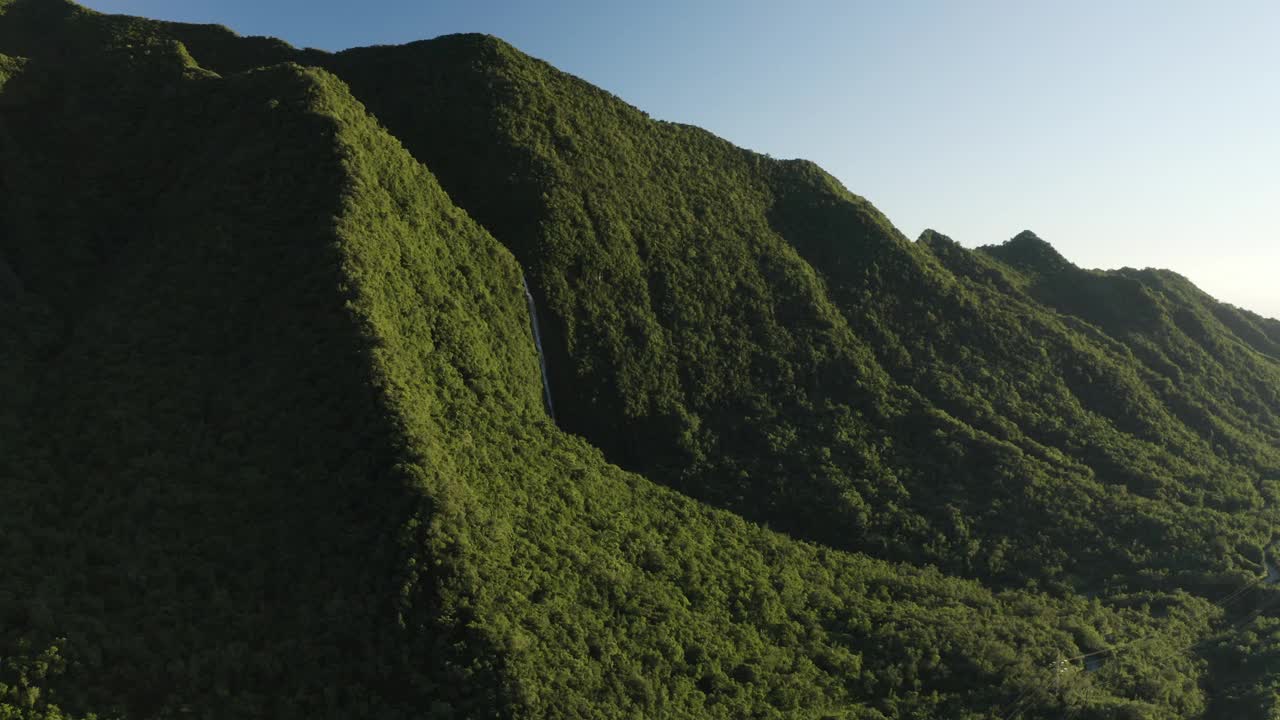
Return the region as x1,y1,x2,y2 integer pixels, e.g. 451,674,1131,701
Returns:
83,0,1280,320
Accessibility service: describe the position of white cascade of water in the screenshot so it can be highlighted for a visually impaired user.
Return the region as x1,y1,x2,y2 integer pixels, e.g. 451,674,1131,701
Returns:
522,274,556,419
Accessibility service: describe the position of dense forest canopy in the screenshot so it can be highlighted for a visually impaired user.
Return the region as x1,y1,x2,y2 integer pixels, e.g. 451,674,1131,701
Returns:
1,1,1278,718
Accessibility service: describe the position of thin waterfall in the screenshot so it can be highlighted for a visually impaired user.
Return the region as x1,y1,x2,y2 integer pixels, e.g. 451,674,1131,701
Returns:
522,274,556,419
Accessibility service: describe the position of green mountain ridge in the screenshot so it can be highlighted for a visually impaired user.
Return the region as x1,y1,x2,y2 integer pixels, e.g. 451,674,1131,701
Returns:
309,33,1280,594
2,1,1279,718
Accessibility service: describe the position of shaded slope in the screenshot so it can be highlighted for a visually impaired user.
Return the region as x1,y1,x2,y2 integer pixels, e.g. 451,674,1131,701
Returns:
778,199,1279,588
980,239,1280,464
765,172,1277,590
0,11,518,717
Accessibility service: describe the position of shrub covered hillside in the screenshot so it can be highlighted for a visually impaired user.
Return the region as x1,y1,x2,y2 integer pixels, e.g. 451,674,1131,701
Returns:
314,39,1280,711
307,36,1280,600
2,1,1280,719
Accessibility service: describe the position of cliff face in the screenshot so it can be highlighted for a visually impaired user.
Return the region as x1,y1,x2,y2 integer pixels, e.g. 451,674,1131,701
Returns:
2,2,1278,719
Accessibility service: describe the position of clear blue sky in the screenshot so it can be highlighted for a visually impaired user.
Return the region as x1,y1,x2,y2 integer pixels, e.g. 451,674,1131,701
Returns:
83,0,1280,319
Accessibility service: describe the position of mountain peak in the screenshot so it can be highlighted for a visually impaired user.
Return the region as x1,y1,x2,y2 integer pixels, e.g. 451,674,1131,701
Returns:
917,228,957,249
1006,229,1056,253
981,229,1074,275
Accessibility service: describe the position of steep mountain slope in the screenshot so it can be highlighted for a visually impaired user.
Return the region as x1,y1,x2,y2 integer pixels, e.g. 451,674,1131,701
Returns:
977,234,1280,469
305,34,1280,597
2,2,1279,719
0,13,519,716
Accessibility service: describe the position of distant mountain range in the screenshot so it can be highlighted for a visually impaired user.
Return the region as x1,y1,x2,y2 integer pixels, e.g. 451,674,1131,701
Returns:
3,1,1279,718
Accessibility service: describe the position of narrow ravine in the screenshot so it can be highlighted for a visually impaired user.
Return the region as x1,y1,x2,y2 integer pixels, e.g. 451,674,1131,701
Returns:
523,273,556,420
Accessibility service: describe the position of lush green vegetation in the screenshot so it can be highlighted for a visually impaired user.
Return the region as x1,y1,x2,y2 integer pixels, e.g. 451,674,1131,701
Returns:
309,36,1280,600
1,1,1279,718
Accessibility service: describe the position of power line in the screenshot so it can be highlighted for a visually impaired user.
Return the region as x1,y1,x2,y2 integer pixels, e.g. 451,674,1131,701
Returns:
993,561,1279,719
1064,566,1272,664
997,683,1035,720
